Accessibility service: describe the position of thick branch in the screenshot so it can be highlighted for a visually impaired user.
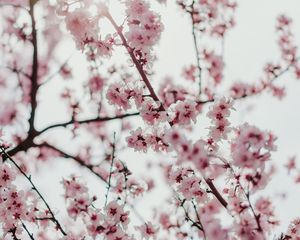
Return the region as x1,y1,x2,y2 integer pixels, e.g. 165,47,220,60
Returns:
28,0,39,137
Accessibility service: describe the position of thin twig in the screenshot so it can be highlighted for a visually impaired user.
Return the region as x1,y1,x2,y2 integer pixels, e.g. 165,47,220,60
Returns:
104,132,116,207
191,200,206,240
41,53,75,85
179,198,204,232
189,0,202,97
21,221,35,240
204,178,228,208
39,112,139,134
213,154,264,234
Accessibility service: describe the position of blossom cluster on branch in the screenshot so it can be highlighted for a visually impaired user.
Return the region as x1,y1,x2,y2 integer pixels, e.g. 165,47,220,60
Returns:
0,0,300,239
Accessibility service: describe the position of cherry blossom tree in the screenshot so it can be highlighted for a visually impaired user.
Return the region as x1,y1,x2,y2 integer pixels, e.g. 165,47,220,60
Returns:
0,0,300,239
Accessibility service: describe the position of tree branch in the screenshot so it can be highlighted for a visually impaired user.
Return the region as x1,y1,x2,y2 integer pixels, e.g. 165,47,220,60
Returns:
0,147,67,236
204,178,228,209
104,132,116,206
21,221,35,240
38,112,139,134
40,143,107,183
189,0,202,96
28,0,39,138
104,11,171,121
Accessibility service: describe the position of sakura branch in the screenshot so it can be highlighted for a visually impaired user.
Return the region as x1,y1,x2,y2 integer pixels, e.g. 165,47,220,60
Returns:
0,146,67,236
1,0,300,239
103,9,169,116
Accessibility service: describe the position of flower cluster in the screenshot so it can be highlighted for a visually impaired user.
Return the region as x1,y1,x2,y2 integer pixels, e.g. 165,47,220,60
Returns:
88,75,105,96
207,97,234,142
62,174,160,239
0,163,36,238
231,123,277,169
158,78,189,107
1,0,300,239
169,167,207,202
62,175,133,239
106,82,143,111
126,127,169,152
276,15,297,65
165,130,210,172
58,1,114,56
276,14,300,80
203,49,224,85
229,82,258,99
62,175,95,219
170,100,199,126
139,99,168,125
125,0,164,65
177,0,237,37
182,65,197,82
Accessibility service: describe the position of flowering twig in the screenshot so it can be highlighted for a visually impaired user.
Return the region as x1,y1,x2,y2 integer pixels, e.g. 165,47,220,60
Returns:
213,154,263,233
0,147,67,236
104,11,170,119
179,198,205,234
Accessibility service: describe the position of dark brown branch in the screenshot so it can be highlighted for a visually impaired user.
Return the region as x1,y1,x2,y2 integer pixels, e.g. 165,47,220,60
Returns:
205,178,228,209
40,143,107,183
28,0,39,138
21,221,35,240
39,112,139,134
245,192,263,232
0,147,67,236
7,137,36,157
179,198,204,232
104,11,171,122
8,227,21,240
